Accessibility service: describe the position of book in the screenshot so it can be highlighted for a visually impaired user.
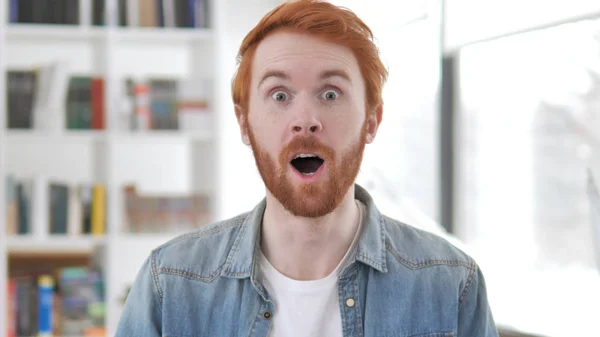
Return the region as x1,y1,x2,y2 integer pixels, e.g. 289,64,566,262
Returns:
31,61,70,132
4,175,108,237
37,275,54,337
7,265,106,336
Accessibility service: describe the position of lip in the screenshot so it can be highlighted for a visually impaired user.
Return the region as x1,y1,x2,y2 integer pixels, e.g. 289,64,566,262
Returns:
288,152,324,163
289,160,326,183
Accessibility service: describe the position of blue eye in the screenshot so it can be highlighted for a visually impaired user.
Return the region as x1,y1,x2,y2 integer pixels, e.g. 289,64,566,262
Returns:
321,89,339,100
272,91,289,102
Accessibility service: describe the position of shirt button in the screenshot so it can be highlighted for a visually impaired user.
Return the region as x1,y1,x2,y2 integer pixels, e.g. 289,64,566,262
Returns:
346,298,355,308
263,311,272,320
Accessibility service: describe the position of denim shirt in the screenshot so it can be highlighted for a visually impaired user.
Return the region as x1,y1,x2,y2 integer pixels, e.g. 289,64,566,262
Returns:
115,184,498,337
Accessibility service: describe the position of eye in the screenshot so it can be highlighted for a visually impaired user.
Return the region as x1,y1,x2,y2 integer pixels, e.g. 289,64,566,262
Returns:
271,91,289,102
321,89,340,100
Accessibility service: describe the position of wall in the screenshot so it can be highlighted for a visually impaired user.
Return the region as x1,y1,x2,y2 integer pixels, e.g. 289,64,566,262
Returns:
444,0,600,52
214,0,282,220
330,0,442,222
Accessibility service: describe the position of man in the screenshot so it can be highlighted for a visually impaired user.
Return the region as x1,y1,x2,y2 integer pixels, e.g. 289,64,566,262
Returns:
115,1,498,336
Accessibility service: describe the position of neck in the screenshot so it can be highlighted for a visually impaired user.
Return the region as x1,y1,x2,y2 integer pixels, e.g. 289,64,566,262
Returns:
260,186,360,281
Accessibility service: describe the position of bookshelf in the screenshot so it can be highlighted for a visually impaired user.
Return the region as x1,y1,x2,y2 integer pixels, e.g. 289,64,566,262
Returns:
6,23,215,42
1,0,283,336
0,0,7,335
7,24,107,40
7,235,106,255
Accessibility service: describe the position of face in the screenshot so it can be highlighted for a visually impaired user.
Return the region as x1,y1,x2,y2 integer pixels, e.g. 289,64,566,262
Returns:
236,30,381,218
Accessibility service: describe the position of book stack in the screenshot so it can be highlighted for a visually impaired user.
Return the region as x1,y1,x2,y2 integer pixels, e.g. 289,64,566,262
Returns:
9,0,81,25
120,76,213,132
7,267,106,337
6,67,213,133
122,184,212,233
8,0,211,28
115,0,210,28
5,175,107,237
6,65,105,132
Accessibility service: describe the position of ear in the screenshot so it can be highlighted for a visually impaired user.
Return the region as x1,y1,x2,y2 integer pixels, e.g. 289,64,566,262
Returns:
365,104,383,144
235,104,251,146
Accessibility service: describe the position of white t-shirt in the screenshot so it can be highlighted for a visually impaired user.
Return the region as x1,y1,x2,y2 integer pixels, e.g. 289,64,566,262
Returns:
258,200,366,337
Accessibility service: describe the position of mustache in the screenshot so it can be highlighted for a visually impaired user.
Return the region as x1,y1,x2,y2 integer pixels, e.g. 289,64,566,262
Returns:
279,137,335,163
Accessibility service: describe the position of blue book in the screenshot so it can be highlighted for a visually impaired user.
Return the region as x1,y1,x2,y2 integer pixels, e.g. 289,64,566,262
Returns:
38,275,54,337
10,0,18,23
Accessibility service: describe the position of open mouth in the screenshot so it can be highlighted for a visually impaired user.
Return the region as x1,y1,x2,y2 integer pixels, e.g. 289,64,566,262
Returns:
291,153,324,176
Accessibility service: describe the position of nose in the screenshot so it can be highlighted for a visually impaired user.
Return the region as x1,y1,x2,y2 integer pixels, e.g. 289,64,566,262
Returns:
290,107,323,135
292,122,321,134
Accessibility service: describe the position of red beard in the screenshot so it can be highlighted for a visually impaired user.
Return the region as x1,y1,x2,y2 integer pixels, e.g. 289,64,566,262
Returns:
248,123,367,218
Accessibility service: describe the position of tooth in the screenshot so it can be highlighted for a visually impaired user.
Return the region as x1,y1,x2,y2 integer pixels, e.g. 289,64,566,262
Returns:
295,153,317,159
302,172,315,176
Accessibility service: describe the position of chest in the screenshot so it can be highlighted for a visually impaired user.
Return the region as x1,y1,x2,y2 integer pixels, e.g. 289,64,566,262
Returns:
264,279,343,337
158,272,458,337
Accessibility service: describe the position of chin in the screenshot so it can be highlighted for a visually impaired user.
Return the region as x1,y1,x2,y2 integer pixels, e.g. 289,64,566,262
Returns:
273,178,345,218
285,202,336,218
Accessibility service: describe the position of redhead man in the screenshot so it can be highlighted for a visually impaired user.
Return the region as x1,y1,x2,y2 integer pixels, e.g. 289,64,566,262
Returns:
115,1,498,336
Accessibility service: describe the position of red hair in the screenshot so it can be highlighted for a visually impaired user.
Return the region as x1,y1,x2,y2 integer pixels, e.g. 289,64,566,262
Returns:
231,0,388,115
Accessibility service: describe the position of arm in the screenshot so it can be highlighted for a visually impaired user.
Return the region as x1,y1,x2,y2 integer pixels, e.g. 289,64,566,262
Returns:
458,263,499,337
114,254,163,337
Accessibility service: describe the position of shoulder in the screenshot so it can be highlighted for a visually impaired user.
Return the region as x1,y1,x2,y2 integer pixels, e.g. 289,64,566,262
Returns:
380,214,493,310
147,211,251,280
382,214,476,271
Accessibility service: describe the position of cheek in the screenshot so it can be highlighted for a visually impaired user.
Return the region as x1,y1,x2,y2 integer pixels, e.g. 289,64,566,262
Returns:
248,119,281,155
249,110,289,143
327,107,364,139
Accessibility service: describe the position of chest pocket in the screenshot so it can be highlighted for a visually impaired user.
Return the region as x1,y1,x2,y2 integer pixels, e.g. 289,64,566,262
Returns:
407,332,454,337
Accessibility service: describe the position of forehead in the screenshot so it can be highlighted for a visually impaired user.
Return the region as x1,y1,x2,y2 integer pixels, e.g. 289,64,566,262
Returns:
251,30,361,83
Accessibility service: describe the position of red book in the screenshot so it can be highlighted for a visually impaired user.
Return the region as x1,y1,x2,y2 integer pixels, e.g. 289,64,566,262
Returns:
7,279,16,337
91,77,105,130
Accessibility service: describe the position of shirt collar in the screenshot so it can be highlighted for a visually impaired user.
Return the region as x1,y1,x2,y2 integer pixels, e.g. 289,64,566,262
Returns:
222,183,388,281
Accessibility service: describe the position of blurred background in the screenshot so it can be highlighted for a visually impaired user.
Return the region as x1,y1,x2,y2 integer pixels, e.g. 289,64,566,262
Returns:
1,0,599,336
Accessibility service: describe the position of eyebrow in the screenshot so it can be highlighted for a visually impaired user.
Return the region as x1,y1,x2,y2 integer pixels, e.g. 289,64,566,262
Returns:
319,69,352,83
258,70,290,88
257,69,352,88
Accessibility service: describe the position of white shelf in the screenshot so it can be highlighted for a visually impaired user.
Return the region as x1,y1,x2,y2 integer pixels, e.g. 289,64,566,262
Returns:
111,130,215,142
5,24,213,43
6,129,107,143
5,232,202,257
6,235,106,255
113,27,213,43
5,24,106,40
5,129,214,143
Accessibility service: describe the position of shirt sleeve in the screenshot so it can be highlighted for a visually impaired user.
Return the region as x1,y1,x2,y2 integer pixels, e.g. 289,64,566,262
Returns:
114,254,163,337
457,263,499,337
